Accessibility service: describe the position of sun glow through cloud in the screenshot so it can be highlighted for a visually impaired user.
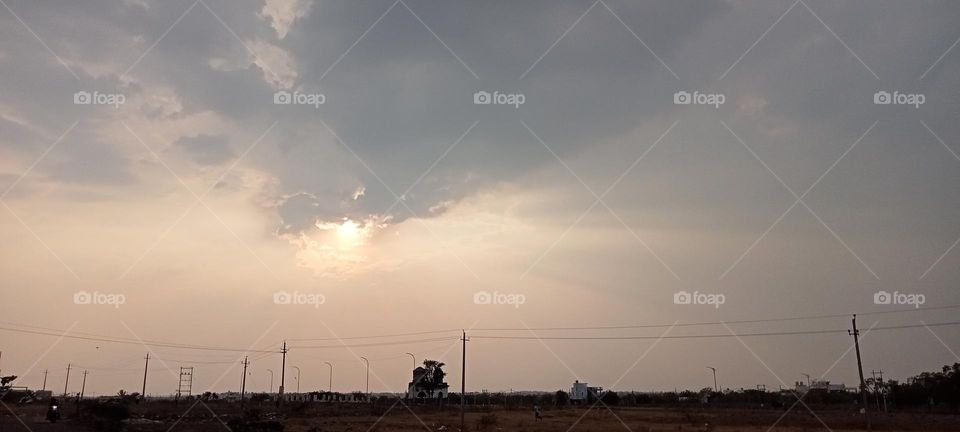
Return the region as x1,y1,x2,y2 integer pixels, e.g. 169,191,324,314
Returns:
336,219,361,244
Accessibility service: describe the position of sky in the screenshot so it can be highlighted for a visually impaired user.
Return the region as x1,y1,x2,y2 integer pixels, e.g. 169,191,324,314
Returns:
1,0,959,397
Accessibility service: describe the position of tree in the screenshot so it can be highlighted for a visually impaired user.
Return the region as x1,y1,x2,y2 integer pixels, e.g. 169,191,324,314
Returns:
418,360,448,398
0,375,17,401
0,375,17,391
554,390,569,406
601,390,620,406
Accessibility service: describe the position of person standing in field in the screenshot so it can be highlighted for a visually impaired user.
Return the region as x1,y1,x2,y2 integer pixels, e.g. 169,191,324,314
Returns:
534,405,542,422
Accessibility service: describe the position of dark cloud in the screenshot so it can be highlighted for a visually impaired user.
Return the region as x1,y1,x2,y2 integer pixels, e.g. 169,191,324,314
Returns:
2,0,959,258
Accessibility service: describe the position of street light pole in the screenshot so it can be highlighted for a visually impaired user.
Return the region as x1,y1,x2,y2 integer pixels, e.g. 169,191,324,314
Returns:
267,369,274,394
324,362,333,392
360,357,369,397
405,353,416,370
706,367,718,392
293,366,301,393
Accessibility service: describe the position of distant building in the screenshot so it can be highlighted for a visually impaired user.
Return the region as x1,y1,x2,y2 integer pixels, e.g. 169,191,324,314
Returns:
406,366,449,399
570,380,602,404
795,379,847,393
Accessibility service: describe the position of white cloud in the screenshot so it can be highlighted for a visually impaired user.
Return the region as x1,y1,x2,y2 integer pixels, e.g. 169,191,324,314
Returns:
260,0,312,39
247,38,298,90
352,186,365,200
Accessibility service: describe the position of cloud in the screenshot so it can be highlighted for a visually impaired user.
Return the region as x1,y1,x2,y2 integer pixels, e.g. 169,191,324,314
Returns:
247,38,298,90
260,0,313,39
172,134,235,166
285,214,393,278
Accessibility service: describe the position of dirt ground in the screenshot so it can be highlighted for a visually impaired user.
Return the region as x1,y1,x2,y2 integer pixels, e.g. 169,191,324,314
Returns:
2,401,958,431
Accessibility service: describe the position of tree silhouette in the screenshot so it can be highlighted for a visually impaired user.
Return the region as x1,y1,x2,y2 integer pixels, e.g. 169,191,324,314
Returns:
416,359,447,398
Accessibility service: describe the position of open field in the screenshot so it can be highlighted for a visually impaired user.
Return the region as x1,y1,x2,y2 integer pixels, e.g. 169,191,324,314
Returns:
2,402,958,431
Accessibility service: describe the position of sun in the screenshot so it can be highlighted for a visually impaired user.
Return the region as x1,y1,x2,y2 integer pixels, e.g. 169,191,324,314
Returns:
336,219,361,240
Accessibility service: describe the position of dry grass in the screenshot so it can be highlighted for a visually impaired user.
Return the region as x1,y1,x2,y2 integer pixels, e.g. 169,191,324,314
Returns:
3,401,958,431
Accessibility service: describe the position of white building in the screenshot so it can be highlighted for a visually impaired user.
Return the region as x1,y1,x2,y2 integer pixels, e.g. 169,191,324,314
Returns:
570,380,602,403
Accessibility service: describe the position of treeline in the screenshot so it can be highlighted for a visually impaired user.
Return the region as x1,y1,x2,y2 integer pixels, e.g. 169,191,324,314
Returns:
440,362,960,413
881,362,960,411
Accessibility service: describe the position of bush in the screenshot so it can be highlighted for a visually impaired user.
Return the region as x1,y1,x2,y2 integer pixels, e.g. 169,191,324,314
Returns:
601,391,620,406
84,400,131,432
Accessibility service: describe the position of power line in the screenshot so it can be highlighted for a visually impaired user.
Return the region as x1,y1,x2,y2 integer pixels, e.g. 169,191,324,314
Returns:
0,325,280,353
0,320,261,348
472,304,960,331
469,321,960,340
287,329,460,341
293,340,458,362
291,336,461,349
2,303,956,354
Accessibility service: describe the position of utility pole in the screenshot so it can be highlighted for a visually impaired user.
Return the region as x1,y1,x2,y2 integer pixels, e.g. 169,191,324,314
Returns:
42,369,48,391
63,364,72,397
80,371,88,399
278,341,287,407
240,356,249,403
872,370,887,412
879,370,887,413
706,367,718,392
461,330,469,432
849,314,871,431
141,353,149,398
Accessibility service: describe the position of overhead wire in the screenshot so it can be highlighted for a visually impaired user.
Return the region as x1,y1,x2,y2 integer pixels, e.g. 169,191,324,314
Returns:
470,321,960,340
1,304,957,354
471,304,960,331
